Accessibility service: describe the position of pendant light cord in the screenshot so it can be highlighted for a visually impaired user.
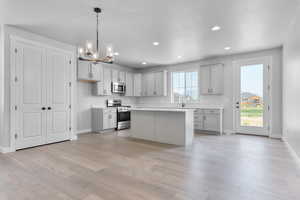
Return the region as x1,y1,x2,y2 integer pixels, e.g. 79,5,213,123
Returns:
96,12,99,53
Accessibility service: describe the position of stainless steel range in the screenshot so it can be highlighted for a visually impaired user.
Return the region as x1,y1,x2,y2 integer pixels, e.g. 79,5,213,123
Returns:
107,99,130,130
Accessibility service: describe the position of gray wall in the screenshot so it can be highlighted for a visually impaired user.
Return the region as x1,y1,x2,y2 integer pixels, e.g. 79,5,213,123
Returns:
136,48,283,137
283,4,300,157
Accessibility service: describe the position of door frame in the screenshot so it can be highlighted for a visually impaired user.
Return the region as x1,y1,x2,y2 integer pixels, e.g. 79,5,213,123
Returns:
233,56,272,136
9,35,77,151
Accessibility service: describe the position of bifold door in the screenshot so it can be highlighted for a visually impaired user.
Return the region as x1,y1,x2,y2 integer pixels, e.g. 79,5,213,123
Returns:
12,38,72,150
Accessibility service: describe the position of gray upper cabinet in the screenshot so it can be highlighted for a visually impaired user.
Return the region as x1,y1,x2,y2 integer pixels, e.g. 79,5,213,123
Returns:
133,73,142,96
141,70,167,97
154,70,167,96
119,71,125,82
77,60,102,82
200,64,224,95
92,66,111,96
125,72,134,96
112,69,125,83
103,67,112,95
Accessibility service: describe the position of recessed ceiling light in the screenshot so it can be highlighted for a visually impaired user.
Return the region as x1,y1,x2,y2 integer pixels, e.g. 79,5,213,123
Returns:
114,52,119,56
153,42,160,46
211,26,221,31
224,46,231,50
177,55,182,59
142,62,147,65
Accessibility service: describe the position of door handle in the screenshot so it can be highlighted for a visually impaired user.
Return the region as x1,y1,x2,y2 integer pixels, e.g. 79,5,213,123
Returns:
236,102,240,105
47,107,52,110
41,107,46,110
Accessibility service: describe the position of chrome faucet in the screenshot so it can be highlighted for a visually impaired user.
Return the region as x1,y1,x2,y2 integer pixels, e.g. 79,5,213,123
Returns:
178,102,186,108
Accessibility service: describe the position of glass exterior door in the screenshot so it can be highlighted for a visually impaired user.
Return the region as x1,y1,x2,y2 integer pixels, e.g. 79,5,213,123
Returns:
234,58,270,136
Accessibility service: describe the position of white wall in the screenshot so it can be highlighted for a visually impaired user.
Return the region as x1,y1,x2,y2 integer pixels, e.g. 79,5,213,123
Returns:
0,25,4,147
283,4,300,157
0,25,77,148
0,25,138,148
0,25,284,149
136,48,283,137
76,65,136,133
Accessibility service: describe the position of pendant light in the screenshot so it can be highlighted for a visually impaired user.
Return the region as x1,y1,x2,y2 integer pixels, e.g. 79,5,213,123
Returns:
78,7,114,64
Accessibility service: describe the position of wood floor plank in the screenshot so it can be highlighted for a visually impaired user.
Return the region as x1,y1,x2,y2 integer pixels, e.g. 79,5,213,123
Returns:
1,132,300,200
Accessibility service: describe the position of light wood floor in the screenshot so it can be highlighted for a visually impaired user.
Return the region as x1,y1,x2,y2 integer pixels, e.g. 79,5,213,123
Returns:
1,132,300,200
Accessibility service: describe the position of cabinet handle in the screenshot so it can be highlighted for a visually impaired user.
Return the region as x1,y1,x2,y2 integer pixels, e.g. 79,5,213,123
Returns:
47,107,52,110
41,107,46,110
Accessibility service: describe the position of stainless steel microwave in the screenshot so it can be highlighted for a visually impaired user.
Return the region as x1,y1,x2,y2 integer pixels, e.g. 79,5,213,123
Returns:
112,82,126,94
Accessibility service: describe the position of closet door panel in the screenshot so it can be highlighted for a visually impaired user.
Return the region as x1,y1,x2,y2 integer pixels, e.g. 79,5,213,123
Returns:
13,41,47,150
46,49,71,143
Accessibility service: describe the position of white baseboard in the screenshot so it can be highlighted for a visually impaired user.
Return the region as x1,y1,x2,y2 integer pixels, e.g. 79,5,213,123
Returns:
224,130,236,135
76,129,92,135
70,134,78,141
0,146,14,154
282,137,300,168
269,133,282,139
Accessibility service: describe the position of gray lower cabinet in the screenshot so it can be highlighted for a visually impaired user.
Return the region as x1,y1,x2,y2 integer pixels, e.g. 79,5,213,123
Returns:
92,108,117,132
194,109,220,132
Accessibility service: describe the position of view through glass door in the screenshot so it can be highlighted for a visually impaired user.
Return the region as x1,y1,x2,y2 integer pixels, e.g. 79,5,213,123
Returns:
234,57,270,136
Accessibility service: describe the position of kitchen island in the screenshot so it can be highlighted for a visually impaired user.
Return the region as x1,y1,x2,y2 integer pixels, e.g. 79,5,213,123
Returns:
129,108,194,146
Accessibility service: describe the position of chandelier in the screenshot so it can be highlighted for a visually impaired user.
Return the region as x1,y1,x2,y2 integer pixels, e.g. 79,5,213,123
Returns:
78,7,114,64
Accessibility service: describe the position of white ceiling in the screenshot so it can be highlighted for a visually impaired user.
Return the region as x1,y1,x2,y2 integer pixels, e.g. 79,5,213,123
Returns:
0,0,298,68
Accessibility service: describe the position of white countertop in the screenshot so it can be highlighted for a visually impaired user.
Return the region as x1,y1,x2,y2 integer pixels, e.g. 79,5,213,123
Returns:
130,107,195,112
133,105,224,110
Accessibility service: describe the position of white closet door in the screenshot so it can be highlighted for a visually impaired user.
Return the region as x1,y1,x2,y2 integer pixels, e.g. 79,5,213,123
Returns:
46,49,71,143
14,41,47,150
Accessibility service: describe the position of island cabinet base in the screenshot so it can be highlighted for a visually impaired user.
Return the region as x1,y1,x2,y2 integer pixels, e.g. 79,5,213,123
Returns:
130,110,194,146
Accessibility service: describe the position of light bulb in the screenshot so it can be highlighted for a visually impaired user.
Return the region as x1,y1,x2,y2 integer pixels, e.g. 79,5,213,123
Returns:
153,42,160,46
86,42,93,50
211,26,221,31
78,48,84,54
93,53,98,59
106,46,114,57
